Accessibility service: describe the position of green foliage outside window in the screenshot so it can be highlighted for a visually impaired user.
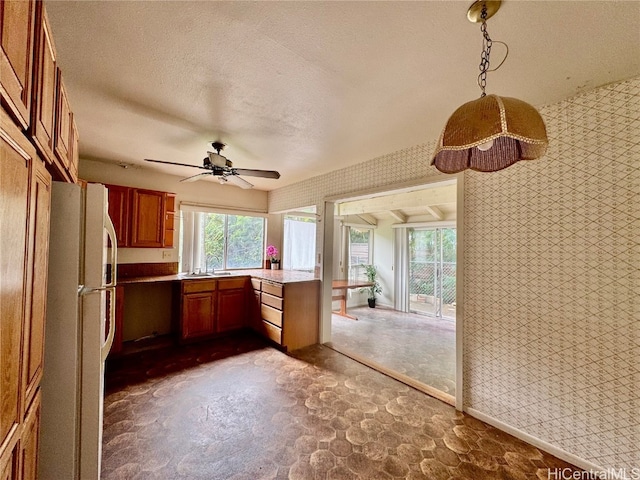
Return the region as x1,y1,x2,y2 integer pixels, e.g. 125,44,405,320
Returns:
201,213,264,271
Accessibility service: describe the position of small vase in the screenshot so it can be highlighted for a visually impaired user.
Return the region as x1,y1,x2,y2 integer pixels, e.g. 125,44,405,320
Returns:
271,263,280,270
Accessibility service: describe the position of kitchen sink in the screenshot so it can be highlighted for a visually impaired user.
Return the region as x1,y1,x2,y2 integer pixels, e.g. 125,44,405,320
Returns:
179,271,232,278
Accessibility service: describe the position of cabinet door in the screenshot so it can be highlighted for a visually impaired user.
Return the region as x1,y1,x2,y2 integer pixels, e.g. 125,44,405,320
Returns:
130,189,165,247
0,439,18,480
22,159,51,413
20,392,41,480
106,185,130,247
0,0,36,129
217,289,246,332
182,292,216,339
0,108,32,450
53,68,72,177
67,114,79,183
164,193,176,248
29,3,56,165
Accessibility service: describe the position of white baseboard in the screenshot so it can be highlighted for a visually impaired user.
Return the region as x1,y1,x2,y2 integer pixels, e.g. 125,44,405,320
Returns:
464,407,605,474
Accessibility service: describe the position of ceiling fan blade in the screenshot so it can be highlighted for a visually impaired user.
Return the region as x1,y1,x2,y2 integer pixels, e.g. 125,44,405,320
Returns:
144,158,208,170
224,175,254,189
231,168,280,179
180,172,212,183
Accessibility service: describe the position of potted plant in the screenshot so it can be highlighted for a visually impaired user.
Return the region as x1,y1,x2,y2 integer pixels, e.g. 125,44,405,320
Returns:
360,264,382,308
266,244,280,270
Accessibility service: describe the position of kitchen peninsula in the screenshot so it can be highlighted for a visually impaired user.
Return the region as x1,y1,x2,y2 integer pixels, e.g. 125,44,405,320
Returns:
115,268,320,354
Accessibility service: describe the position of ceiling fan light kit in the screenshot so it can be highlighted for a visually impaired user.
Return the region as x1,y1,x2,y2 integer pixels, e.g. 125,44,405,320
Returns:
431,0,548,174
144,142,280,189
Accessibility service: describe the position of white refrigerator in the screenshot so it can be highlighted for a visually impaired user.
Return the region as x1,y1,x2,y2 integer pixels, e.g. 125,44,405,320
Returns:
40,182,117,480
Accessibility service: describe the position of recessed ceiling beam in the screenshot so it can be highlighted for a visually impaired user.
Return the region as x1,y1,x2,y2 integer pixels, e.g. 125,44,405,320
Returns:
357,214,378,225
337,184,456,216
389,210,407,223
425,206,444,220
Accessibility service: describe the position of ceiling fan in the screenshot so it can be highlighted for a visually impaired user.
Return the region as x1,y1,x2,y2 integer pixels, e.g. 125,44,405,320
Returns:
144,142,280,189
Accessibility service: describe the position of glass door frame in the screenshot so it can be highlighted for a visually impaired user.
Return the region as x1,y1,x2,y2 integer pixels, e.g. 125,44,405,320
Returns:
408,227,457,319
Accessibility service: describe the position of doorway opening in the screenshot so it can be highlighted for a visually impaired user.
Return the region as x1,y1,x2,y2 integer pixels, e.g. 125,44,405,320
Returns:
322,178,462,406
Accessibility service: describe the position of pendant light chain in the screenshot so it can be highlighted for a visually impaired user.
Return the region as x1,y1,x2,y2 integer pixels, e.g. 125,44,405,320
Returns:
478,5,492,97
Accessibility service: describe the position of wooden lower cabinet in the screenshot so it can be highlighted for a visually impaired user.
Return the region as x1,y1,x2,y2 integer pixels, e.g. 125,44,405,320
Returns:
217,278,247,333
182,292,216,339
0,392,41,480
179,280,217,340
253,279,319,351
0,439,19,480
19,394,41,480
178,277,251,341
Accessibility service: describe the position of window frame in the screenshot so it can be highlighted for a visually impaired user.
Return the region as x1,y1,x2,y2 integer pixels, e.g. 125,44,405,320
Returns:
180,205,267,273
283,213,317,272
347,225,374,280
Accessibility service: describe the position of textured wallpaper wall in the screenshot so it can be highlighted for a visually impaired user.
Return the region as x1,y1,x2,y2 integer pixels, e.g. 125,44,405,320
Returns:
268,76,639,469
463,77,639,469
268,142,443,213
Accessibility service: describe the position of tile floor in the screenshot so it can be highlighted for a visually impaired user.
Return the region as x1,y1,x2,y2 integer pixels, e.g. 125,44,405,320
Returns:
103,333,580,479
331,306,456,395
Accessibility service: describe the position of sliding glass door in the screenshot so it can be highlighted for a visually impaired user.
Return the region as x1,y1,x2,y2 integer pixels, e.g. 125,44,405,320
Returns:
408,228,456,319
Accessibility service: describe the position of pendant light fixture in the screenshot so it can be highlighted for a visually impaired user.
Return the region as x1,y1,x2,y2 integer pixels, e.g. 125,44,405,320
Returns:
431,0,548,174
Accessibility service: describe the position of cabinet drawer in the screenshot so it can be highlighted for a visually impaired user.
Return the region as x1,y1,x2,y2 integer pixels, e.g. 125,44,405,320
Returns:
183,280,216,293
261,320,282,345
261,292,283,310
251,278,261,290
217,277,247,290
262,281,283,297
261,304,283,327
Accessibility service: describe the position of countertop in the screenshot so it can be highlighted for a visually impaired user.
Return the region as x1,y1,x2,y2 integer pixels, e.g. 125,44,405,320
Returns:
117,269,320,285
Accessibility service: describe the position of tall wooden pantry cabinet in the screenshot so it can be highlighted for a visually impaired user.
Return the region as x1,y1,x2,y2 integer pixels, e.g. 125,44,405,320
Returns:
1,0,78,477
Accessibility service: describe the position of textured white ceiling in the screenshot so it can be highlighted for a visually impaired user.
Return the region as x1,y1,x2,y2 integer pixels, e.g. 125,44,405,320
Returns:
46,1,640,191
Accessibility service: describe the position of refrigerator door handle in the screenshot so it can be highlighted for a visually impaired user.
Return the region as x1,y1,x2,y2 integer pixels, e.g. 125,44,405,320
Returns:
101,286,116,362
78,285,109,296
104,212,118,288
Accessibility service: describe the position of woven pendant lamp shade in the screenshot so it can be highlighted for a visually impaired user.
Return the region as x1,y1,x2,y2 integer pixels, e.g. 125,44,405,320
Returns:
431,94,548,173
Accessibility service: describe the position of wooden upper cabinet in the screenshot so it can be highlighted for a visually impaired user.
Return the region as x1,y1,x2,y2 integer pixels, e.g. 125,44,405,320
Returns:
0,0,36,130
106,184,175,248
30,2,57,166
68,115,79,182
130,188,166,247
53,68,72,174
107,184,131,247
164,193,176,248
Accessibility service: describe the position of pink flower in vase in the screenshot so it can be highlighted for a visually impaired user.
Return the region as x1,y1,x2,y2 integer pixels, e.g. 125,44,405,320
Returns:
266,245,279,262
